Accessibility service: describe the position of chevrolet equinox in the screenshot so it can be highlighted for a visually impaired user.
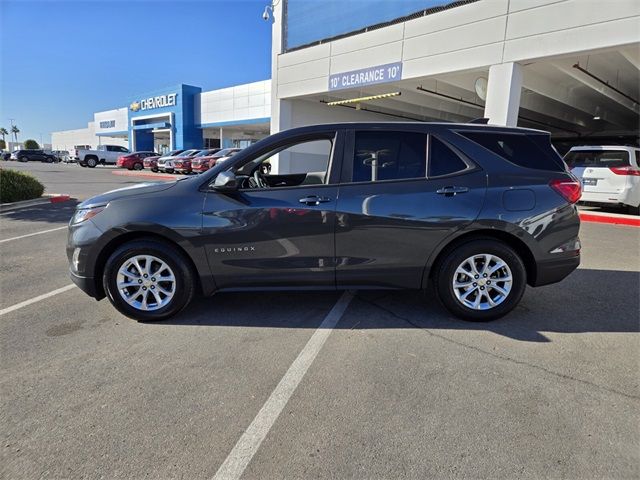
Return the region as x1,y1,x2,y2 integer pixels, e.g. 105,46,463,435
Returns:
67,123,581,322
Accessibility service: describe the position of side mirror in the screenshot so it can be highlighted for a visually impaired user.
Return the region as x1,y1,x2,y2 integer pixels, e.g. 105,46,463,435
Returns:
211,171,238,191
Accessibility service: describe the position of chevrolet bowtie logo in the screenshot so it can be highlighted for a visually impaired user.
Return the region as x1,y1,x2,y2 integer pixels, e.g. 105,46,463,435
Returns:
129,101,141,112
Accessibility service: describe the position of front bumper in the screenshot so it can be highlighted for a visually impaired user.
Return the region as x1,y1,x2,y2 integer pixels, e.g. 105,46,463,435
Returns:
69,269,102,299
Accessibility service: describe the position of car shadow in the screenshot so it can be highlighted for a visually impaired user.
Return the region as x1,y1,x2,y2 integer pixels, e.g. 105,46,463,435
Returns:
161,268,639,342
1,200,80,224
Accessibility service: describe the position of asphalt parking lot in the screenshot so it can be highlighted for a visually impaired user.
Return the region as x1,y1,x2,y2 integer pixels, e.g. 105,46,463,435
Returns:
1,161,639,479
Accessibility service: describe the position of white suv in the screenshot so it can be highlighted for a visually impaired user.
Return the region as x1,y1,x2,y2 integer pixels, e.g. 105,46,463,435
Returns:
564,146,640,215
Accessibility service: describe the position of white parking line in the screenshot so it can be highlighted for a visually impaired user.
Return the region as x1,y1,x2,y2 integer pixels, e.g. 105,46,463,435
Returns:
0,226,67,244
212,291,353,480
0,284,76,316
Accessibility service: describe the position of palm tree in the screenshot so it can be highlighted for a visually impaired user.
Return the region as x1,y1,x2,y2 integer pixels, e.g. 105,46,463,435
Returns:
0,127,7,143
11,125,20,144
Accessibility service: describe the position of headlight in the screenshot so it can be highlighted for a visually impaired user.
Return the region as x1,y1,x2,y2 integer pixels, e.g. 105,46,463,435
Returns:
71,206,105,225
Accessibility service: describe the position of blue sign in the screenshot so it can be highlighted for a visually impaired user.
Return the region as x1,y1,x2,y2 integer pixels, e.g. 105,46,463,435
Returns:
329,62,403,91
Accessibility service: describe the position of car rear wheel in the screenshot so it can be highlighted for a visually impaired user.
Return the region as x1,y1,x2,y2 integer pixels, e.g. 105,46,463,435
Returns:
20,156,28,162
102,240,196,321
434,239,526,321
133,162,143,170
151,168,158,172
86,157,97,168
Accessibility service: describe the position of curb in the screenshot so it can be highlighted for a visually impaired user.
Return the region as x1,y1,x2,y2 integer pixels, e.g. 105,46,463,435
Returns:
0,194,72,212
111,170,180,181
579,212,640,227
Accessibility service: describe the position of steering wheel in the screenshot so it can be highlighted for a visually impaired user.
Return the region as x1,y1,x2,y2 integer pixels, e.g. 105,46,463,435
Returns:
252,169,270,189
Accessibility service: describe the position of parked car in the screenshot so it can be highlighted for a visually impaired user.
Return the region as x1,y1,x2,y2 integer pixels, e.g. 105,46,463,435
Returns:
116,151,158,170
51,150,69,162
190,149,221,173
180,149,220,174
77,145,130,168
154,150,186,173
192,148,241,173
564,146,640,215
160,149,200,173
67,122,581,322
0,150,11,160
10,149,58,163
144,150,182,172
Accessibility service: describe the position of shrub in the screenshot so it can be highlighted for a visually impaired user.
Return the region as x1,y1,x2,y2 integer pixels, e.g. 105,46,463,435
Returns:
23,139,40,150
0,168,45,203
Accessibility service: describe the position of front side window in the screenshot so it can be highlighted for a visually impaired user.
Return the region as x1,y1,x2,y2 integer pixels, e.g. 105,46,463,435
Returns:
235,136,334,190
352,131,426,182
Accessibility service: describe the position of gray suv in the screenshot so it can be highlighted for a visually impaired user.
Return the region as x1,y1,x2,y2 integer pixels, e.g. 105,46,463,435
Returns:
67,122,581,322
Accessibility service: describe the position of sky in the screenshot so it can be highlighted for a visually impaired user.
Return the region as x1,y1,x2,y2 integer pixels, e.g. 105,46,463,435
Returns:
0,0,272,145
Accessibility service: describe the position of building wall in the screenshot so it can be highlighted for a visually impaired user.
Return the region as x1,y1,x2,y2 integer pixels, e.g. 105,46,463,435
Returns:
196,80,271,127
272,0,640,126
94,108,128,136
51,122,128,151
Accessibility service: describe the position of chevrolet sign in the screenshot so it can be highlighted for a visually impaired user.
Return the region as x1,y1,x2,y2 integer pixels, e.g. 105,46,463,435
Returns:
130,93,177,112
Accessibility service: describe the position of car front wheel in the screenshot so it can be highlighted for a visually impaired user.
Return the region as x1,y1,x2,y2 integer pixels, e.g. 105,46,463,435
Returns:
102,240,196,321
434,239,526,321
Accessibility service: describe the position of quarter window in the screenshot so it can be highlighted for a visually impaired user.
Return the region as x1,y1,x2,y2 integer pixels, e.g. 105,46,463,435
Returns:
428,137,469,177
352,131,426,182
460,131,564,171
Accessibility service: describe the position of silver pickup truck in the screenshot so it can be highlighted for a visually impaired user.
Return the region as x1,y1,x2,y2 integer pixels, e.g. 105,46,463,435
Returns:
76,144,130,168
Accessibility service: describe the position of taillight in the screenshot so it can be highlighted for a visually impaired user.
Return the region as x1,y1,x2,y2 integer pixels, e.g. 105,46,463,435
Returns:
550,178,581,204
610,166,640,176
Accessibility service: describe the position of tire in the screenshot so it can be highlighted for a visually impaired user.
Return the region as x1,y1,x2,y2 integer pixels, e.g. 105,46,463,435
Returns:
102,239,196,321
627,204,640,216
434,239,527,322
133,162,143,171
46,156,54,163
151,168,158,173
20,156,28,162
86,157,98,168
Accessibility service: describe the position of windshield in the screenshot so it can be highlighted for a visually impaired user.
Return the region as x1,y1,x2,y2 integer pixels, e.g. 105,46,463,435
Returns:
195,149,219,157
177,149,199,157
564,150,630,169
213,148,238,158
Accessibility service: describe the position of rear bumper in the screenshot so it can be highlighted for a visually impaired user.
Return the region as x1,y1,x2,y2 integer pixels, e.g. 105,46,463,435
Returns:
533,254,580,287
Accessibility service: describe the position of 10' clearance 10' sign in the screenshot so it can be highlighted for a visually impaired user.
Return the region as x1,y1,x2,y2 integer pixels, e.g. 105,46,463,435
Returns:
329,62,403,91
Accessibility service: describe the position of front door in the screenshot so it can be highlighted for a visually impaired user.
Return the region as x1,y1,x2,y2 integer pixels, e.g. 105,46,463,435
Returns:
335,129,486,289
201,130,344,289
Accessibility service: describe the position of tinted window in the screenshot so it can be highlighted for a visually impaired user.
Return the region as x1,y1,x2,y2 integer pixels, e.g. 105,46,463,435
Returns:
460,131,564,171
564,150,630,169
429,137,469,177
352,131,426,182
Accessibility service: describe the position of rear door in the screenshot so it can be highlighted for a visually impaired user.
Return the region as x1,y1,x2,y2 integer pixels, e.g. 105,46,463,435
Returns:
565,149,630,194
335,129,486,289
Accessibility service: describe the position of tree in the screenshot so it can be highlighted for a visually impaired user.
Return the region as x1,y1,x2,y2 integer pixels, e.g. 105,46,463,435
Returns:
0,139,6,150
0,127,7,143
23,139,40,150
11,125,20,143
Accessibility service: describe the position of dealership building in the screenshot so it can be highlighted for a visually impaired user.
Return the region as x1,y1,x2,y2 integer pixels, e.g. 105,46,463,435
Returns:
53,0,639,162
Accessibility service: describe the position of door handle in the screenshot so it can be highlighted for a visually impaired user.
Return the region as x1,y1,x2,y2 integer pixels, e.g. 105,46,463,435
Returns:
299,196,331,206
436,186,469,196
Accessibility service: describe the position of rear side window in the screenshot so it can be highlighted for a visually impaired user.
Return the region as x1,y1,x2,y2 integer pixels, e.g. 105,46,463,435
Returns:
352,131,426,182
428,137,470,177
564,150,630,169
460,131,564,171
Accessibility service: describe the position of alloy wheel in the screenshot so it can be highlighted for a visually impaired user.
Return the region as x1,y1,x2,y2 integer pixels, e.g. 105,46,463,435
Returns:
116,255,176,311
452,254,513,310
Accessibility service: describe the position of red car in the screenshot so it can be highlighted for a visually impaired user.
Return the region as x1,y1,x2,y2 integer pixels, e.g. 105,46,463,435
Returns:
116,151,158,170
192,148,242,173
188,149,221,173
174,149,213,174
